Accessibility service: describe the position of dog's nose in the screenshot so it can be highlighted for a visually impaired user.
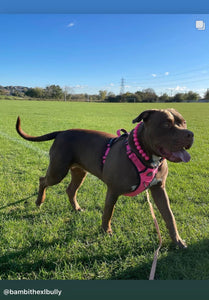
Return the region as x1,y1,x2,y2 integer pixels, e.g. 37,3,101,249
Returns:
187,131,194,138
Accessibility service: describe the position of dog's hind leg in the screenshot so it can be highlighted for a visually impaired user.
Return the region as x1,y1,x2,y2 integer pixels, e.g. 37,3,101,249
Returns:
66,167,87,211
36,176,47,206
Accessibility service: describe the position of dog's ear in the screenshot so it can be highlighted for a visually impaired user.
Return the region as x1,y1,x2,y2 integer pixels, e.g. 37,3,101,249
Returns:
132,110,157,124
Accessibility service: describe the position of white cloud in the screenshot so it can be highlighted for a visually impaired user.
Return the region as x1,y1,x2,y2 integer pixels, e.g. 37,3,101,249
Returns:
165,72,169,76
194,88,207,96
168,86,187,92
196,88,207,92
151,74,157,77
175,85,187,91
73,84,88,89
67,22,75,28
110,83,114,86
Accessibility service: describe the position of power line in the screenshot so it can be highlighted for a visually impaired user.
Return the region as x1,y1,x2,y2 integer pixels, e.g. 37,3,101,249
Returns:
124,64,209,82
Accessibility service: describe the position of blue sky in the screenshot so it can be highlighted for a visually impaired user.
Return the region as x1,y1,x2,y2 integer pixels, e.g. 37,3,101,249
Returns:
0,14,209,96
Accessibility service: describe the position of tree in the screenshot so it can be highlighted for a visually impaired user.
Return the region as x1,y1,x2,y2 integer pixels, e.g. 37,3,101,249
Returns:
142,88,157,102
159,93,170,102
25,87,44,98
0,87,7,95
107,92,115,97
122,92,140,102
98,90,107,101
45,85,63,99
204,89,209,100
106,95,121,102
184,91,199,101
63,86,74,101
135,91,143,102
90,94,100,101
173,93,185,102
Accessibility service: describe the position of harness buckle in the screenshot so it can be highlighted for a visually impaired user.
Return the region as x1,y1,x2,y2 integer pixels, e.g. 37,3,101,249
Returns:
146,172,153,177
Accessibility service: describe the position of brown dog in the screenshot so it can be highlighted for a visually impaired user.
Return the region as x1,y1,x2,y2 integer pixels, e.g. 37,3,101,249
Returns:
16,109,193,248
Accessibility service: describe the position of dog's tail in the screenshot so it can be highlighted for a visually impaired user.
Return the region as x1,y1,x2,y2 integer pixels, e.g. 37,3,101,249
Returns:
16,116,61,142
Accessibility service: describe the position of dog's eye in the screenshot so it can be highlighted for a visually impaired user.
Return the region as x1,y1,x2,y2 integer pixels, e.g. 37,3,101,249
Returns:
177,120,187,127
163,121,172,128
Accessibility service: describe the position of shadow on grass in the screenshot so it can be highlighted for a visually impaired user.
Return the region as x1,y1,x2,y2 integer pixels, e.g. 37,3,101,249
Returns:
0,193,37,211
0,236,208,279
0,240,60,279
109,239,209,280
0,195,208,279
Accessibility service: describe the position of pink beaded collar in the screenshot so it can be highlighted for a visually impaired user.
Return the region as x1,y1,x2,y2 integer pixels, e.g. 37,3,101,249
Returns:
132,121,150,161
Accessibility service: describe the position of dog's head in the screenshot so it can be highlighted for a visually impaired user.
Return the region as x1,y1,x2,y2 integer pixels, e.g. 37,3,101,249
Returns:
133,109,194,163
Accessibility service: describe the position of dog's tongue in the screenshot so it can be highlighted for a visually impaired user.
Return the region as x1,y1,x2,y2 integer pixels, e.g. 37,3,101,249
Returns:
172,149,191,163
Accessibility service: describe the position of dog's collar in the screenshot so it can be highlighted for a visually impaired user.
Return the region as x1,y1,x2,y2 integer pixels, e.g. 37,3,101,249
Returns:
132,121,150,161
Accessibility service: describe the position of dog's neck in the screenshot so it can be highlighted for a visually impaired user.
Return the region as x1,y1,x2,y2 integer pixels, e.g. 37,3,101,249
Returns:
128,122,162,167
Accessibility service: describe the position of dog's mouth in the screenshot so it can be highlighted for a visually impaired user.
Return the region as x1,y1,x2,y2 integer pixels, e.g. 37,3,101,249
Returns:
158,146,191,163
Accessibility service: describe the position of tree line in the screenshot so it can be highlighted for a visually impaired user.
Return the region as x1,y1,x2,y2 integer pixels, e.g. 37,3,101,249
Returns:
1,85,209,102
103,88,209,102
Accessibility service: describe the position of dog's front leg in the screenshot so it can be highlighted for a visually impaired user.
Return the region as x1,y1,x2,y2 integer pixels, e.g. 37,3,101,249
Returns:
102,188,119,234
150,185,187,248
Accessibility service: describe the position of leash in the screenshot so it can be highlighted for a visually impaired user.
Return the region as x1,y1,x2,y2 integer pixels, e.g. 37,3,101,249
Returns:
145,189,162,280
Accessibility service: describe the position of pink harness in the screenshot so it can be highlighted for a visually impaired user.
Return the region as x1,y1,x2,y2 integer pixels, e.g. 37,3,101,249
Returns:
124,142,159,196
102,123,162,197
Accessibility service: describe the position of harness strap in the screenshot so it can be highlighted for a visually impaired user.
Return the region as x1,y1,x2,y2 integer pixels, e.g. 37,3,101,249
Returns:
126,144,146,172
124,143,159,196
103,130,128,165
102,138,116,165
117,128,128,136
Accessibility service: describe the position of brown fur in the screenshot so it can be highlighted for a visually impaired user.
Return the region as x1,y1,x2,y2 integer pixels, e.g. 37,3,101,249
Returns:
16,109,194,248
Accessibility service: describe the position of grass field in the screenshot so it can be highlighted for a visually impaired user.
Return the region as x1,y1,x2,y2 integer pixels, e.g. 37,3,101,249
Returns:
0,100,209,280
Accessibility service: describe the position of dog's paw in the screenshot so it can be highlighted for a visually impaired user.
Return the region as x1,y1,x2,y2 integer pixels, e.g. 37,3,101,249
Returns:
177,239,187,249
101,226,113,236
107,230,113,236
76,207,84,212
35,201,42,208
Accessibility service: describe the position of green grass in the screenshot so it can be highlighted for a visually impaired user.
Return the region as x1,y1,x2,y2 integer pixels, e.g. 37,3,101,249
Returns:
0,100,209,280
